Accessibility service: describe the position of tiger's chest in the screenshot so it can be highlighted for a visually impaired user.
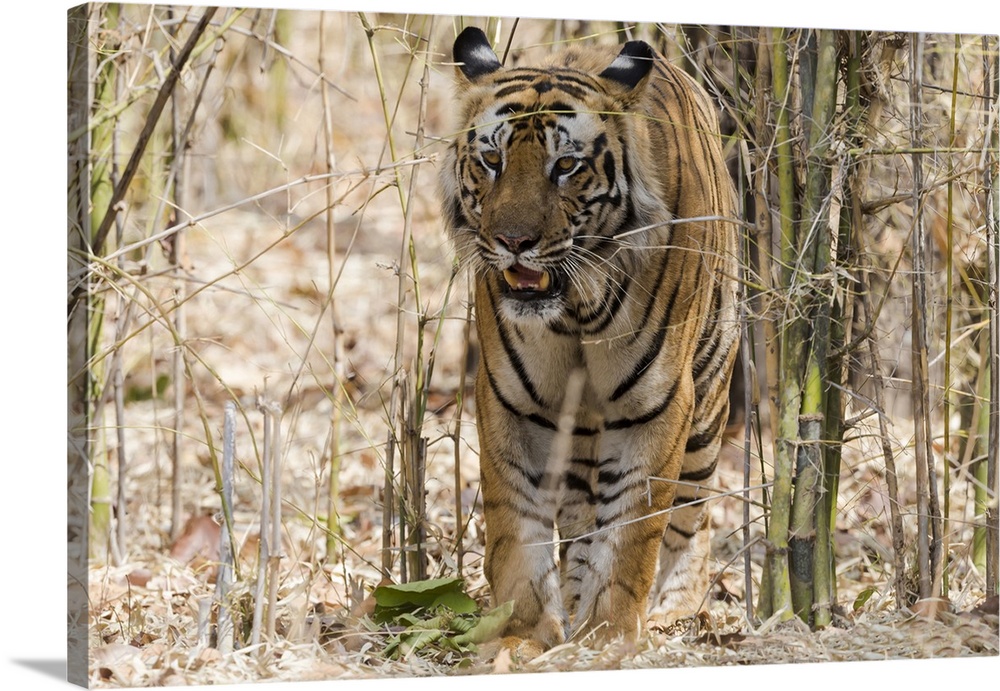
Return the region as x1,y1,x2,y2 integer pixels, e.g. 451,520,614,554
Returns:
477,276,683,427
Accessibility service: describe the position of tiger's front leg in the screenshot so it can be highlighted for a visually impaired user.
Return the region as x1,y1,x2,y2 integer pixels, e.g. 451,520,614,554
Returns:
476,377,567,650
570,395,693,643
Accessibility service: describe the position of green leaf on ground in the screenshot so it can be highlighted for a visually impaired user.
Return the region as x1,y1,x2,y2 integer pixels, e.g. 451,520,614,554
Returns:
853,586,878,611
372,577,477,624
372,579,513,659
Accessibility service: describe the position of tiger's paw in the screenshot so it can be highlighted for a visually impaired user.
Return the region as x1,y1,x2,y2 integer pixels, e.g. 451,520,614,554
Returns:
478,635,548,666
478,610,565,665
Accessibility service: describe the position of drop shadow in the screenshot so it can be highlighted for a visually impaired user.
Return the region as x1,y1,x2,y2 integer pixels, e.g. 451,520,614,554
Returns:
11,659,67,682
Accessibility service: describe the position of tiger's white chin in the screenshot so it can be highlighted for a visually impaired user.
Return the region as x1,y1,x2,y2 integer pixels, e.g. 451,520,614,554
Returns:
498,294,567,324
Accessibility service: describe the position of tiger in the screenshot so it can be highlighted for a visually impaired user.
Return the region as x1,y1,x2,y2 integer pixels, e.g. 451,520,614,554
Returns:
439,26,740,651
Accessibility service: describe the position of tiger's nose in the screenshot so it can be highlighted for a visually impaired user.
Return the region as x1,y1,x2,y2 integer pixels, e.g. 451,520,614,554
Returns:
495,234,537,254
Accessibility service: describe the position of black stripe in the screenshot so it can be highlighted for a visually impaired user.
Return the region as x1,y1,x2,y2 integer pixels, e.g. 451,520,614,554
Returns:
595,509,623,529
482,353,558,431
621,231,672,348
581,274,630,334
596,468,623,483
612,577,639,600
684,404,729,455
486,285,548,408
574,277,615,325
483,499,553,530
605,377,679,430
596,479,641,506
667,521,696,539
610,259,679,401
679,456,718,482
564,472,595,503
653,74,686,212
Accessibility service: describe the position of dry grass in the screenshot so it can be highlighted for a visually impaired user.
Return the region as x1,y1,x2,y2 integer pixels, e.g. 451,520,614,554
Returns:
70,5,998,687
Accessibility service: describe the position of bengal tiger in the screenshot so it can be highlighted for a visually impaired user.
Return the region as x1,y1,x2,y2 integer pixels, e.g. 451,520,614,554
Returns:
439,26,740,651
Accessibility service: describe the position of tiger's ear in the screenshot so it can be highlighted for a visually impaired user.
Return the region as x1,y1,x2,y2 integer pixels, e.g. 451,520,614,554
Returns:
599,40,655,92
453,27,502,81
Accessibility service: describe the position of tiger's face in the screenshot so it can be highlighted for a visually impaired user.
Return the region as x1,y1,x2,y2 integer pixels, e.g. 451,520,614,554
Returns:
442,30,659,323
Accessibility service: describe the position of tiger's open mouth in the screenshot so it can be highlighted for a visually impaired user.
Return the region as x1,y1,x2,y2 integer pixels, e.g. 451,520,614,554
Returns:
500,263,562,300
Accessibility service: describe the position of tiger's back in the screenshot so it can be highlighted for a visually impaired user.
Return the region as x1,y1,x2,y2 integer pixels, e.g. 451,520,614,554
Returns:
440,28,739,651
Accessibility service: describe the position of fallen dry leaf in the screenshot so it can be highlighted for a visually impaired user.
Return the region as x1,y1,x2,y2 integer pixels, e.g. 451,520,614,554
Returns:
169,514,221,578
911,596,951,620
126,569,152,587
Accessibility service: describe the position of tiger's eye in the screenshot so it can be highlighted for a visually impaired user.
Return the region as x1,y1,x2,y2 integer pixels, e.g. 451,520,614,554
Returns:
555,156,577,173
481,150,502,169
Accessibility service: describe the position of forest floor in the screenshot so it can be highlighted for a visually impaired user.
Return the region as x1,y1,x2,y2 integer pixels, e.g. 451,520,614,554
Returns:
84,207,998,688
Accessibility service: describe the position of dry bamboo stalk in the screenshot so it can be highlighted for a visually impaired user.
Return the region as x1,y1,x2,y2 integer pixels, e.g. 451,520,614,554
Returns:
197,599,211,647
67,8,92,683
215,401,236,654
859,275,909,606
318,13,346,561
750,27,775,620
266,403,284,642
984,34,1000,597
78,7,217,293
168,6,188,542
252,400,273,648
738,26,775,625
110,18,128,561
382,428,397,580
908,33,943,603
452,284,474,576
359,11,410,582
403,18,436,582
941,34,962,597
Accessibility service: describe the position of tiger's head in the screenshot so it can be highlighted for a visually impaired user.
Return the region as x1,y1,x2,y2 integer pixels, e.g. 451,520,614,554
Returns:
440,27,669,323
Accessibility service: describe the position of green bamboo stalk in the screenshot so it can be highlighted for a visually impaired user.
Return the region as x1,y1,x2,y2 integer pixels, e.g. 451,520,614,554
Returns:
788,407,822,623
88,3,120,561
816,30,864,628
766,26,796,622
789,28,838,626
773,30,796,291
